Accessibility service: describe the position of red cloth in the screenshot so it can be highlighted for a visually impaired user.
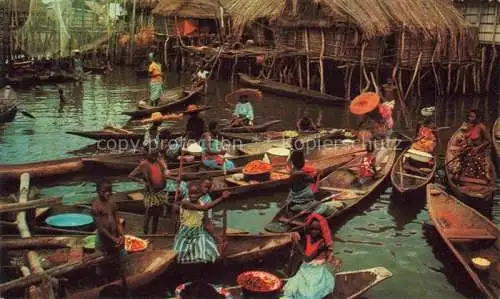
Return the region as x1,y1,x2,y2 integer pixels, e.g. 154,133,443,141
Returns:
304,213,333,248
466,124,481,141
148,163,164,186
358,154,375,178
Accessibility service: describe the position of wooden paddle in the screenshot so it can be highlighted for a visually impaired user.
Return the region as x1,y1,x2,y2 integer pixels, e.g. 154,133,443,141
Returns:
20,110,35,119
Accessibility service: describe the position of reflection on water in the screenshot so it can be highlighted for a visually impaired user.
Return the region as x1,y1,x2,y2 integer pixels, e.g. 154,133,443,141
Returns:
0,67,498,298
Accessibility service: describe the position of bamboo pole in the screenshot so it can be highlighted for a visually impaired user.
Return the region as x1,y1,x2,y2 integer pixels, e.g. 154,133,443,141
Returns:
16,173,55,299
319,29,325,94
298,58,303,88
403,52,422,102
128,0,137,64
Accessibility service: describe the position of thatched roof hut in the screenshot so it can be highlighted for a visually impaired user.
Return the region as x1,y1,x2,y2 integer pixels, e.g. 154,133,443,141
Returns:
152,0,228,19
228,0,478,66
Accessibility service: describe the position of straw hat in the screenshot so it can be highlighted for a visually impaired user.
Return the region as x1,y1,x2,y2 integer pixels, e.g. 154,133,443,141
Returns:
142,112,182,124
350,92,380,115
182,104,211,114
225,88,262,103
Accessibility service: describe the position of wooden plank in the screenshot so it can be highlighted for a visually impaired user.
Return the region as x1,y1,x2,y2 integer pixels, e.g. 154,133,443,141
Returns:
394,171,428,180
0,197,62,213
319,186,367,195
443,228,497,240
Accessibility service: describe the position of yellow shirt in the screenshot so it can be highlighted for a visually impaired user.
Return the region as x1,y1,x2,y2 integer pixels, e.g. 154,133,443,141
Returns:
180,206,204,228
148,62,163,83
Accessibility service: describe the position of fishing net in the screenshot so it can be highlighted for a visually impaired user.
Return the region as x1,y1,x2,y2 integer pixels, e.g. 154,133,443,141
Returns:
16,0,126,58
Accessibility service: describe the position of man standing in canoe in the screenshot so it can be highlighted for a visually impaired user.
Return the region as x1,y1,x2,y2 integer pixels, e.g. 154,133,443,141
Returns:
148,52,164,106
91,181,127,290
184,105,207,141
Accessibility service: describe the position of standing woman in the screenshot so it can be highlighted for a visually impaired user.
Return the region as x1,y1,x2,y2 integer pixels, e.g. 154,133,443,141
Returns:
282,213,342,299
148,52,164,106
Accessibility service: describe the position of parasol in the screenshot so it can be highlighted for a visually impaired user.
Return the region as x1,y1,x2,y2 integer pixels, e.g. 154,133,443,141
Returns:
225,88,263,103
349,92,380,115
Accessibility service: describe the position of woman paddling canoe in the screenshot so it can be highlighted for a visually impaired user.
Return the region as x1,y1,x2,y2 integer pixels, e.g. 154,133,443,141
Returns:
283,213,342,298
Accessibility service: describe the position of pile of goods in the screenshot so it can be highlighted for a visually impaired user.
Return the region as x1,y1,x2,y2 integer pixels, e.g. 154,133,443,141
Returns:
125,235,148,252
135,26,155,46
243,160,272,175
237,271,282,293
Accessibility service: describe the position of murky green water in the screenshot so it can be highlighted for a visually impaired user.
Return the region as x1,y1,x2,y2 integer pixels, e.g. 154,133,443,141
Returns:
0,67,498,298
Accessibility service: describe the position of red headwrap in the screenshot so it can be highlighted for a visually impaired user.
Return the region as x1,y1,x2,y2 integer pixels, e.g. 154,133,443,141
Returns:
304,213,333,247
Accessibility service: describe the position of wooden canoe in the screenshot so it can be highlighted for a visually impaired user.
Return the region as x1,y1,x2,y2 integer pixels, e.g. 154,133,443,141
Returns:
266,142,396,232
220,128,351,144
445,127,497,202
219,120,282,133
0,157,85,182
66,127,174,142
238,73,347,105
226,267,393,299
117,145,366,214
0,105,18,123
426,184,499,299
122,84,203,119
493,118,500,169
236,130,340,155
390,148,437,194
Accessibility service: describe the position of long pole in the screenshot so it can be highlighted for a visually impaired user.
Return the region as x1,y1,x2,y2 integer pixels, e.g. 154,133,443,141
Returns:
128,0,137,64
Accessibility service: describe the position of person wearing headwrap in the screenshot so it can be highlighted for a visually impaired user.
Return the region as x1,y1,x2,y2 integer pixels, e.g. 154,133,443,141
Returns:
281,213,342,299
148,52,164,106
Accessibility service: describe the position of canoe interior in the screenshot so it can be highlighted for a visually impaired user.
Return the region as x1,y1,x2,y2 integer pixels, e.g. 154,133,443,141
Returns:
228,267,392,299
390,148,437,193
219,120,282,133
0,105,18,123
427,184,499,299
445,128,497,200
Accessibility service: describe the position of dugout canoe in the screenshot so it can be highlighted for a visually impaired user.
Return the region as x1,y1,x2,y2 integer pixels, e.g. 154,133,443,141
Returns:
122,84,203,119
238,73,347,105
265,141,396,233
0,157,85,182
445,127,496,202
220,128,354,144
0,105,18,123
226,267,393,299
426,184,499,299
219,120,282,133
390,148,437,194
66,127,173,142
117,145,366,214
493,118,500,169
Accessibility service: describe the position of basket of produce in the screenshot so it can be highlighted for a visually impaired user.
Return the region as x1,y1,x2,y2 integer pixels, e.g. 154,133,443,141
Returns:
237,271,282,294
266,147,290,166
242,160,273,181
124,235,148,253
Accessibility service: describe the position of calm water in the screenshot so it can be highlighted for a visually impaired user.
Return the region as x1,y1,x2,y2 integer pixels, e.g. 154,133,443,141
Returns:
0,67,499,298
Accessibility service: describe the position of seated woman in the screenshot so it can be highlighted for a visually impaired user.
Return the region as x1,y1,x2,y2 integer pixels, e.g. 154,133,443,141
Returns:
230,95,254,126
411,118,437,153
173,183,230,264
200,123,235,170
282,213,342,299
296,110,318,133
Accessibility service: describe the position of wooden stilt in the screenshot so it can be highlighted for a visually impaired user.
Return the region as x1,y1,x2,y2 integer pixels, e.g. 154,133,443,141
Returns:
319,29,325,94
304,29,310,90
298,57,303,88
128,0,137,65
231,55,238,90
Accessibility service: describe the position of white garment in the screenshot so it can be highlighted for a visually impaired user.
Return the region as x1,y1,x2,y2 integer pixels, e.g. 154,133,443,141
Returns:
197,70,209,80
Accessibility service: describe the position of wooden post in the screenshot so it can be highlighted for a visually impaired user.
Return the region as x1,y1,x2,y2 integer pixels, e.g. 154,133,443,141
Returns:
304,29,310,90
231,55,238,90
128,0,137,64
319,29,325,94
298,58,303,88
16,173,55,299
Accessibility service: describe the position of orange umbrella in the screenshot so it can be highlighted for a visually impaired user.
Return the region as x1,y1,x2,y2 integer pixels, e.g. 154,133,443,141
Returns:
225,88,263,103
350,92,380,115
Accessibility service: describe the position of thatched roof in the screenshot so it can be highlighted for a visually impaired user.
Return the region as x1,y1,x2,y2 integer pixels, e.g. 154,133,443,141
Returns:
152,0,228,19
228,0,473,40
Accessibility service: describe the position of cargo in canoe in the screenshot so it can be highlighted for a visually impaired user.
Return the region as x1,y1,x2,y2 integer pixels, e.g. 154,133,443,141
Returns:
426,184,499,299
116,145,366,214
219,120,282,133
390,148,437,194
220,128,355,144
445,127,497,202
266,142,396,232
493,118,500,169
226,267,393,299
0,105,18,123
238,73,347,105
122,83,203,119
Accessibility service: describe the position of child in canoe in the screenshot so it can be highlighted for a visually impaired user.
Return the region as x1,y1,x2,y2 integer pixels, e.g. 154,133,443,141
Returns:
282,213,342,299
174,183,230,264
411,118,437,153
200,122,235,170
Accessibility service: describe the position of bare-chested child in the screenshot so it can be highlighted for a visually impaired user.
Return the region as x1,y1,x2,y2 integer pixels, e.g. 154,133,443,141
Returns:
90,181,127,290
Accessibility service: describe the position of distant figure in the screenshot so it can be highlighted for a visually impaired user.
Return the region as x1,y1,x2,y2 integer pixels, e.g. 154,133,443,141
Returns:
90,182,127,291
184,105,206,141
72,50,84,81
296,110,318,133
58,88,66,104
148,52,164,106
200,122,235,170
382,78,397,102
231,95,254,126
105,60,113,74
412,118,437,153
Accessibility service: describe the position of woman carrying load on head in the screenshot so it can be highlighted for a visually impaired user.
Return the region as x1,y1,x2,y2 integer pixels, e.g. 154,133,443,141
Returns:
148,52,164,106
281,213,342,299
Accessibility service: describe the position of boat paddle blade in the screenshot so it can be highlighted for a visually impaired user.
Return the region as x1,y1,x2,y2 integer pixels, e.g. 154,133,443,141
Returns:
264,222,292,233
20,111,35,119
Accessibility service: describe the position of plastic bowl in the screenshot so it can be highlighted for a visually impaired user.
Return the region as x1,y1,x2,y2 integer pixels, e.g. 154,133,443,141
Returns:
237,271,282,293
471,257,491,271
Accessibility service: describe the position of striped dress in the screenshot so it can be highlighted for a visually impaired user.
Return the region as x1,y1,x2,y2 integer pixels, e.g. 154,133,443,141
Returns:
173,199,219,264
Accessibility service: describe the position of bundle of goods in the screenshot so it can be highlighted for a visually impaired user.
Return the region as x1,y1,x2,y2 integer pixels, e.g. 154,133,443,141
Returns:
135,26,155,46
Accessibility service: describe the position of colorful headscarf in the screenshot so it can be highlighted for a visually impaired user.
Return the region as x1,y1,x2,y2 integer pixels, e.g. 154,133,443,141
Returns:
304,213,333,247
